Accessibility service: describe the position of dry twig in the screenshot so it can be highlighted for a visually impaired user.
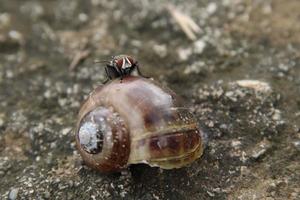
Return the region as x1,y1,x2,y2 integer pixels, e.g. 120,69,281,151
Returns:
68,38,91,71
69,49,91,71
166,4,201,41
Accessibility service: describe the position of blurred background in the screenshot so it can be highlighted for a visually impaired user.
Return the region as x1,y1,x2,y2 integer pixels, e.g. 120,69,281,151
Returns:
0,0,299,199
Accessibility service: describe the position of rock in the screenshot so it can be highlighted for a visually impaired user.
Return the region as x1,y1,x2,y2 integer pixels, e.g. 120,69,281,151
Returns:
236,80,271,93
8,30,24,45
184,61,206,75
78,13,89,23
193,39,206,54
249,139,272,160
292,140,300,151
152,44,167,58
206,2,218,15
0,13,11,27
8,188,19,200
177,48,192,61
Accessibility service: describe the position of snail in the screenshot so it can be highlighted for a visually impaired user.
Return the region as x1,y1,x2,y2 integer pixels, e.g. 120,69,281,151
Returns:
75,55,204,172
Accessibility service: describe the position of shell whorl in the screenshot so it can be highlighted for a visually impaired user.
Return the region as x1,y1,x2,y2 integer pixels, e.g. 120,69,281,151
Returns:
76,105,130,172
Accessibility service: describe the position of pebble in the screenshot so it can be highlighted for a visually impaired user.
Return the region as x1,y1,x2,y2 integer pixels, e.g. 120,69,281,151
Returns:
177,48,192,61
225,91,237,102
207,121,214,128
193,40,206,54
153,44,167,58
8,188,19,200
130,39,141,48
206,3,218,15
231,139,242,148
272,109,281,121
184,61,206,75
35,156,41,162
58,98,67,107
44,190,51,199
43,90,52,99
6,70,14,78
8,30,24,44
250,139,272,159
20,2,44,20
78,13,88,22
62,127,72,135
0,13,11,27
236,80,271,93
292,141,300,151
220,124,228,130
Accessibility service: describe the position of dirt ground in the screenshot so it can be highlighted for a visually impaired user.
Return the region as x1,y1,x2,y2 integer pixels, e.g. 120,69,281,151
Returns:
0,0,299,199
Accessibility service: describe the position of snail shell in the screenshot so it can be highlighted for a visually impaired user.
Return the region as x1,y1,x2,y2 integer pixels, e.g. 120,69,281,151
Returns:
75,76,204,172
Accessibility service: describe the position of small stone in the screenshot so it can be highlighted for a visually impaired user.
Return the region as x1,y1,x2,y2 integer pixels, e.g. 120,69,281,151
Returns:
236,80,271,93
220,124,228,130
8,30,24,44
120,190,127,198
58,98,67,107
153,44,167,58
240,166,250,176
62,127,72,135
272,109,281,121
184,61,205,75
231,140,242,148
207,191,215,197
250,139,272,159
50,142,57,149
44,191,51,199
20,2,44,20
78,13,88,22
292,140,300,151
193,40,206,54
8,188,19,200
225,91,237,102
36,156,41,162
206,3,217,15
278,63,289,72
6,70,14,78
177,48,192,61
0,13,11,27
44,90,52,99
130,40,141,48
262,4,272,14
211,88,224,98
208,121,214,128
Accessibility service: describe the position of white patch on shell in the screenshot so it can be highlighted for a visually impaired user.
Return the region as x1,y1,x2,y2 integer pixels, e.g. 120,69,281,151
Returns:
78,112,110,153
78,122,99,151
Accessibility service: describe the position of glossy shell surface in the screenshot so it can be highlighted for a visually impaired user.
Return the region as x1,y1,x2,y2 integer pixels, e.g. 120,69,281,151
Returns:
76,76,204,172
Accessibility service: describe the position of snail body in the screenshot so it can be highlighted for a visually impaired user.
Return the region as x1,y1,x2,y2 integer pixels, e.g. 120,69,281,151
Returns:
75,76,204,172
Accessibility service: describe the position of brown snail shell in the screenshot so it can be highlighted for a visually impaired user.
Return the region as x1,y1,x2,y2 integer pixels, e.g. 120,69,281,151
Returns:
75,76,204,172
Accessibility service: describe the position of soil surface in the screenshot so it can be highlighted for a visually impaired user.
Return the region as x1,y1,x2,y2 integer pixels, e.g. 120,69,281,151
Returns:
0,0,299,199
